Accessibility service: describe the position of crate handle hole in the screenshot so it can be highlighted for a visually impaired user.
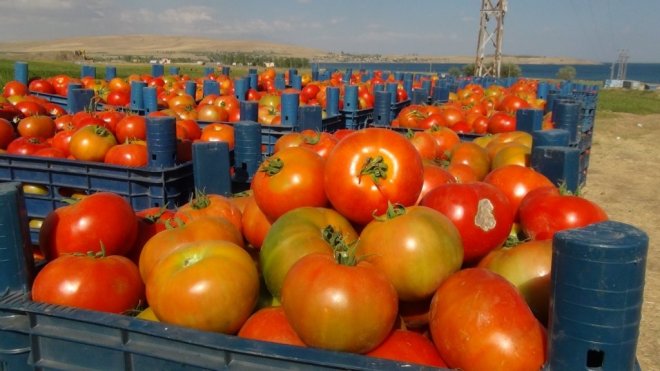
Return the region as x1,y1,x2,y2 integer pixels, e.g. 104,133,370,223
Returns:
586,349,604,369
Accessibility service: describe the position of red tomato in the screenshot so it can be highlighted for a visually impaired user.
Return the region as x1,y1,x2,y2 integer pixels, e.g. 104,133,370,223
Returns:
420,182,514,264
281,252,398,353
241,195,272,250
488,111,517,133
238,306,306,347
15,100,47,117
408,130,438,160
425,125,460,160
366,329,447,368
356,205,463,301
17,115,56,138
38,192,139,261
324,128,424,225
69,125,118,162
96,110,125,133
105,91,130,106
478,239,553,324
197,103,228,122
128,207,177,265
176,119,202,141
33,147,67,158
6,136,50,155
200,123,234,149
251,147,327,222
448,142,490,180
50,130,75,157
429,268,547,371
3,80,28,97
146,240,259,333
0,118,17,149
174,192,243,235
519,186,609,240
31,253,144,314
104,142,148,167
115,115,147,143
416,162,456,204
28,79,55,94
483,164,555,221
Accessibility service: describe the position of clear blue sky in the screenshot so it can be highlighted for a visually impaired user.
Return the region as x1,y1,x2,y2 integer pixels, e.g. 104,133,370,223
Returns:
0,0,658,63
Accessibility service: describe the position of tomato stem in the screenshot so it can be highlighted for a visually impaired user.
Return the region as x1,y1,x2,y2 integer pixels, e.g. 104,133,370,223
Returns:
359,156,388,184
260,157,284,176
190,189,211,209
303,131,321,145
322,226,357,266
373,202,406,221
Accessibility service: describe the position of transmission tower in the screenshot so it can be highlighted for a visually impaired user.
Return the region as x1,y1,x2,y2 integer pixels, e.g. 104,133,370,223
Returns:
616,49,629,80
475,0,507,78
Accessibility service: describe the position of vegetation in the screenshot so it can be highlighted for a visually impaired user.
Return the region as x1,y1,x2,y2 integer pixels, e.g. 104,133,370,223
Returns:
596,89,660,115
447,66,462,78
207,53,310,68
462,62,521,78
556,66,577,80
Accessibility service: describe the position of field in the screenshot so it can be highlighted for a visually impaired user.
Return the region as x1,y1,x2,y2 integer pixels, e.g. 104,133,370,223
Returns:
1,47,658,368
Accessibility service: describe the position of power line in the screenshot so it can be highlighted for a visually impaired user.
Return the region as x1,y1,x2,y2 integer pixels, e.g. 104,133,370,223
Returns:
475,0,507,78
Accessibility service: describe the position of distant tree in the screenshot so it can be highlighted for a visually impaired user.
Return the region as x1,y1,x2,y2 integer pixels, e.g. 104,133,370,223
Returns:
462,62,520,78
448,66,462,77
462,64,476,76
557,65,577,80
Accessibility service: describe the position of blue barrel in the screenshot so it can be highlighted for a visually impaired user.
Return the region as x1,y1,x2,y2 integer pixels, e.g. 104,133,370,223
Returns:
192,141,232,196
240,101,258,122
67,87,94,114
432,85,450,103
531,146,580,193
345,68,353,83
202,79,220,97
373,91,392,126
343,85,358,112
553,100,581,145
373,83,385,92
421,80,432,97
411,88,427,105
546,221,647,371
130,81,147,111
151,64,164,78
248,73,258,90
169,66,180,75
248,68,257,75
545,91,560,114
81,65,96,79
203,66,214,76
184,81,197,98
281,92,299,126
386,83,398,105
275,74,286,90
105,66,117,81
311,66,319,81
14,61,28,85
516,108,544,133
326,86,340,117
233,121,262,182
289,68,298,79
319,70,330,82
532,129,571,148
234,77,247,101
290,74,302,91
222,66,231,76
298,105,323,131
146,116,177,168
403,78,413,98
142,87,159,114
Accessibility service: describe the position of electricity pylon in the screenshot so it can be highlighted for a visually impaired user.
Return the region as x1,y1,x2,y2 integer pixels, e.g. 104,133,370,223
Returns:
475,0,507,78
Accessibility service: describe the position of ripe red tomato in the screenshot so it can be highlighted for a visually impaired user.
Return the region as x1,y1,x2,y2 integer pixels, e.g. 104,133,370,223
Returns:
104,142,148,167
15,100,48,117
408,130,438,160
260,207,358,299
251,146,328,222
17,115,56,138
3,80,28,97
240,195,272,250
50,130,75,157
238,306,306,347
429,268,547,371
174,192,243,235
38,192,139,261
366,329,447,368
478,239,553,324
420,182,514,264
33,147,67,158
324,128,424,225
0,118,17,149
488,111,517,133
448,142,490,180
146,240,260,334
128,206,177,264
176,119,202,141
200,123,234,149
28,79,55,94
31,253,144,314
356,204,463,301
196,103,228,122
519,186,608,240
105,91,130,106
416,162,456,204
115,115,147,143
6,136,50,155
425,125,460,160
69,125,118,162
281,252,398,354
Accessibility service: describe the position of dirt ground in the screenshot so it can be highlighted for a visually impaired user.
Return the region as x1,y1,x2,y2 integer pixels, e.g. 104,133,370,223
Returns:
583,112,660,370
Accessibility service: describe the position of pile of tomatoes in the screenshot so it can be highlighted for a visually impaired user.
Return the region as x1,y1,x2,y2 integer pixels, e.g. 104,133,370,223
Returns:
29,109,609,369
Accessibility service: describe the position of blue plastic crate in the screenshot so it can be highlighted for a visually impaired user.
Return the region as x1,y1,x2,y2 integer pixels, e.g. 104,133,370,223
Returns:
341,109,373,130
27,91,68,106
0,154,194,244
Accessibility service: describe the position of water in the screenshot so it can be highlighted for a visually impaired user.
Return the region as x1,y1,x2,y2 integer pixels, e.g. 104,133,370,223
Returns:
316,62,660,84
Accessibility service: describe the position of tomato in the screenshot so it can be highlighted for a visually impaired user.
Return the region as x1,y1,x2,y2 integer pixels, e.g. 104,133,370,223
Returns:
197,104,228,122
49,130,75,157
167,94,195,109
519,186,608,240
259,93,281,109
28,79,55,94
429,268,547,371
497,94,530,114
407,130,438,160
128,207,177,264
491,142,530,168
17,115,56,138
448,142,490,181
273,130,338,160
258,105,280,125
115,115,147,143
488,111,517,133
175,192,243,234
15,100,48,117
425,125,460,160
39,192,139,261
281,252,398,353
96,110,125,133
324,128,424,225
0,118,17,149
104,142,148,167
237,306,306,347
397,105,428,128
107,77,131,95
356,204,463,301
420,182,514,264
176,119,202,141
31,252,144,314
478,239,553,324
3,80,28,97
241,195,272,250
416,162,456,204
200,123,234,149
146,240,259,334
69,125,118,162
251,147,327,222
213,95,240,112
437,106,465,127
483,164,555,221
259,207,358,299
366,329,447,368
34,147,67,158
6,136,50,155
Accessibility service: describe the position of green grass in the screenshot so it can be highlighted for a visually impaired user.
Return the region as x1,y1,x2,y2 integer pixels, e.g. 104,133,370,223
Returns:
596,89,660,115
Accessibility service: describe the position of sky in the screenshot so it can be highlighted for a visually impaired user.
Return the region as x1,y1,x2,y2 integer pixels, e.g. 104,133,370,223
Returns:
0,0,658,63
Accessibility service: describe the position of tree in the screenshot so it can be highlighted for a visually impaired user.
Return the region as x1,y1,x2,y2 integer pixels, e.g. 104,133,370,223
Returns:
461,62,520,78
557,65,577,80
448,66,462,77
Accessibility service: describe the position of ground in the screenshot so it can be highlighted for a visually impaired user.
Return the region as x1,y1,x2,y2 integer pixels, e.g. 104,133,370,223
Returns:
584,112,660,370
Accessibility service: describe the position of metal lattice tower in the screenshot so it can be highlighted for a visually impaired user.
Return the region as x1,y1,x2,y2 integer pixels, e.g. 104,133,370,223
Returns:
475,0,507,78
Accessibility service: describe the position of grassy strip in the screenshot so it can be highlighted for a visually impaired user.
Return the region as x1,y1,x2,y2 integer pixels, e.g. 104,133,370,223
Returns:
596,89,660,115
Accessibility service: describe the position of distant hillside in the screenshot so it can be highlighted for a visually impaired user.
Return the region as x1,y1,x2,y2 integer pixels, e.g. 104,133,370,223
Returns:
0,34,600,65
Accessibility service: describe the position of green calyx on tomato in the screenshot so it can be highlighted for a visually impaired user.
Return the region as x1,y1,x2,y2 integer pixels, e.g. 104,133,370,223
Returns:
259,157,284,176
373,202,406,221
360,155,388,184
322,225,358,266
